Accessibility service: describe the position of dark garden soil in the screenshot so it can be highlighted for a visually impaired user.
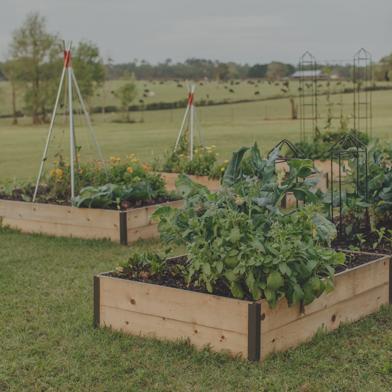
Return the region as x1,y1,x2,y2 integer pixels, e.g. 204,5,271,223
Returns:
109,250,384,301
109,256,238,298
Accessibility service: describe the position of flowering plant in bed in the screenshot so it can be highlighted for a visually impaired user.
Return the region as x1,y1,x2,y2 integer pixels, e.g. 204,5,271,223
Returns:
116,144,345,308
0,154,175,210
159,140,228,180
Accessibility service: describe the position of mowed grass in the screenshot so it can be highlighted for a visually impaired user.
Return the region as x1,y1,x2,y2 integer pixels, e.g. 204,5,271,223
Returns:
1,88,392,181
1,228,392,391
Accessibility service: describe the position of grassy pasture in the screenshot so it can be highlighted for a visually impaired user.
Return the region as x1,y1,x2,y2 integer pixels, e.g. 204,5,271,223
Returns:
2,78,390,116
0,86,392,181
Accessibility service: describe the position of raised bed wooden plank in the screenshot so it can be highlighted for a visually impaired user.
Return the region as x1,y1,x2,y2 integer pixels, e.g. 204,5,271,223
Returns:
0,199,118,229
0,198,183,244
2,217,119,241
261,255,390,333
159,172,221,192
314,159,349,179
126,200,184,229
99,275,249,334
100,305,248,356
261,283,388,359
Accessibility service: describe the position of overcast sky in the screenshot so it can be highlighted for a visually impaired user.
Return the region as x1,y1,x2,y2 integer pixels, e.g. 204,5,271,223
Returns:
1,0,391,64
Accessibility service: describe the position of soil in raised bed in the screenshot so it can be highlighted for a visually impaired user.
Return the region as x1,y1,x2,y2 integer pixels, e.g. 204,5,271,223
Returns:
333,230,392,258
109,251,382,301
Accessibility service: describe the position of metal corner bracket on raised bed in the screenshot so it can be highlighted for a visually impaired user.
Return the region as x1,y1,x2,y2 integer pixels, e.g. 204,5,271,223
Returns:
119,210,128,245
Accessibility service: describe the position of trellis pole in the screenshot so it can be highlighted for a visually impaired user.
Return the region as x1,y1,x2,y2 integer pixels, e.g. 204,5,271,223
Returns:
173,83,199,160
32,41,105,205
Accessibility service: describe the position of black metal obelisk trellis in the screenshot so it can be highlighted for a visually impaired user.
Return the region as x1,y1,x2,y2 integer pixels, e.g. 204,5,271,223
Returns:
329,134,368,240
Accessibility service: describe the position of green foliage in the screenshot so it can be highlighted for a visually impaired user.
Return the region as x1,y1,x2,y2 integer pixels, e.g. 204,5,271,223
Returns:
9,12,61,123
72,40,105,101
344,141,392,232
74,180,164,209
292,129,370,160
118,249,171,279
150,147,343,307
222,143,320,206
161,144,226,179
1,154,170,209
114,74,138,121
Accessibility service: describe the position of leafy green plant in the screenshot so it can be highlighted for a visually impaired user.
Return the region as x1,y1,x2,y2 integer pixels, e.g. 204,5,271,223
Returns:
118,250,171,279
151,159,344,307
74,178,170,209
222,143,321,208
1,153,171,209
160,142,227,179
337,141,392,239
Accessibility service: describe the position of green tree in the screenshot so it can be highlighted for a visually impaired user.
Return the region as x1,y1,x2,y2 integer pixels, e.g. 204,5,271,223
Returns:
375,54,392,81
9,12,60,124
266,62,290,81
114,75,137,122
1,59,25,124
72,40,105,103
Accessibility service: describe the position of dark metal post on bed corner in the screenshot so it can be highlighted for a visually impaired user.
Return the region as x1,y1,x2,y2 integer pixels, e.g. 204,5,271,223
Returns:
247,302,261,361
93,275,100,328
119,210,128,245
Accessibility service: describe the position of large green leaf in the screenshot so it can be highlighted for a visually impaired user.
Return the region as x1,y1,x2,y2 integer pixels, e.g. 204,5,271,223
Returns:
222,147,249,186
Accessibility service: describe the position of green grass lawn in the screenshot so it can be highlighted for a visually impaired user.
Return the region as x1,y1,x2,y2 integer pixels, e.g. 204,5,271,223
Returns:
1,227,392,391
1,88,392,181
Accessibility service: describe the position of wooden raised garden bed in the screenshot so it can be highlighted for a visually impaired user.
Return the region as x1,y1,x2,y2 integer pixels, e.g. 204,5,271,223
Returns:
159,172,221,192
0,199,183,245
94,252,391,361
314,159,349,179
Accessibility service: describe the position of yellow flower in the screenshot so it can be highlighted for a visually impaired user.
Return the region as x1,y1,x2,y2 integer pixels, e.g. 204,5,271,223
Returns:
55,168,63,177
110,156,121,164
220,167,225,172
224,160,229,164
127,166,134,174
50,169,56,177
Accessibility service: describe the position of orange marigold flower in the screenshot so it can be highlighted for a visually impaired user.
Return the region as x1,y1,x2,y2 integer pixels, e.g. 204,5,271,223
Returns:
127,166,134,174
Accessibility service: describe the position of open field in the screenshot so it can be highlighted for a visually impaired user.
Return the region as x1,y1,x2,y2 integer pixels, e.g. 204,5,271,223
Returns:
1,227,392,391
0,78,369,116
1,87,392,181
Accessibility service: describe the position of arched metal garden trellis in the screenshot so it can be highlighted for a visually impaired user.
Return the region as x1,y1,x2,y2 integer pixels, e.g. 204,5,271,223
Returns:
329,133,368,240
268,138,304,162
353,48,373,137
298,51,319,141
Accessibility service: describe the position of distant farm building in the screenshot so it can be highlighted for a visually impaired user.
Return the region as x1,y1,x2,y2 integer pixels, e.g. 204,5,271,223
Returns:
290,70,340,80
290,70,324,79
